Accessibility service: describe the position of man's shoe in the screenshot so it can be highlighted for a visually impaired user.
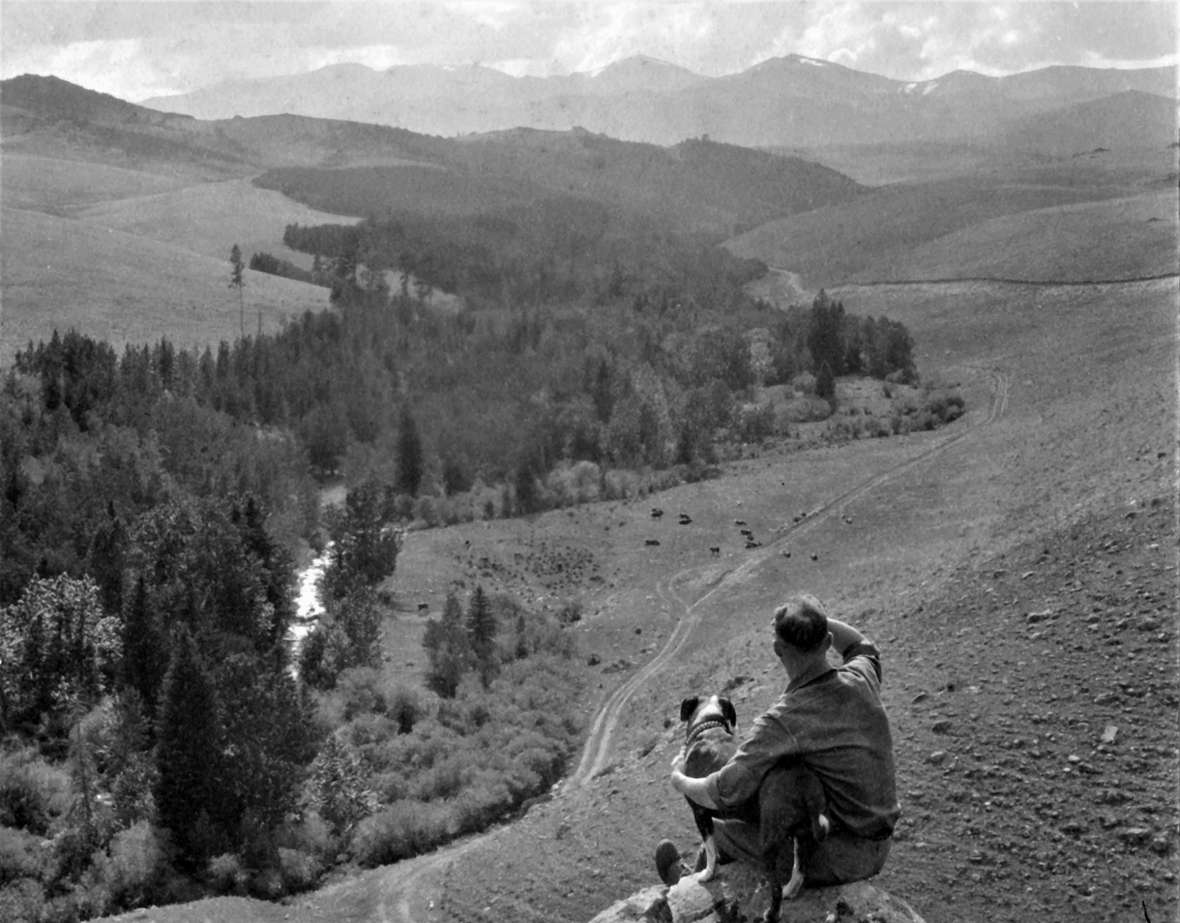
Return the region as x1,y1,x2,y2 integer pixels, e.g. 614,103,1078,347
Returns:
654,839,684,886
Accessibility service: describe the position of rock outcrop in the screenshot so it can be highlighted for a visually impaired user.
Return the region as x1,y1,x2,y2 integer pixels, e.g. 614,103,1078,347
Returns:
588,866,925,923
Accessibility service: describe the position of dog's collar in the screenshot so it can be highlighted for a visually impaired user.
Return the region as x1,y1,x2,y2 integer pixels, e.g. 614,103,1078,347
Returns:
686,717,733,745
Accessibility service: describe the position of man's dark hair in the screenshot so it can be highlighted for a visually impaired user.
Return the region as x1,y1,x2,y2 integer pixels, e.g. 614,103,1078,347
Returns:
773,595,829,652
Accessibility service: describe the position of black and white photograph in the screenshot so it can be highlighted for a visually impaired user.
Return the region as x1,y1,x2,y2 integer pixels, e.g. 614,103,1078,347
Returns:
0,2,1176,921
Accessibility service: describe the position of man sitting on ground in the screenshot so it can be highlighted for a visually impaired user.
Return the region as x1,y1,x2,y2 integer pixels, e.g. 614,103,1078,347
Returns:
659,594,899,888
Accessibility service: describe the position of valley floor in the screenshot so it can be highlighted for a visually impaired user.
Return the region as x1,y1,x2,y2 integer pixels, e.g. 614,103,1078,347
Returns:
96,276,1177,923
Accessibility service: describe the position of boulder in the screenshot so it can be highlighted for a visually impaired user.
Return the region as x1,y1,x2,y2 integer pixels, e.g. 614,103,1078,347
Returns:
588,866,924,923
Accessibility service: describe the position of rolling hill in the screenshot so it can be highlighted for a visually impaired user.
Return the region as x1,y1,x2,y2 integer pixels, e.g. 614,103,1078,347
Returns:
724,161,1179,288
4,71,1177,361
0,74,874,362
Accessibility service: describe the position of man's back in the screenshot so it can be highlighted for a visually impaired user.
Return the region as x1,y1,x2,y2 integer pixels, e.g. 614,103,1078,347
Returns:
758,654,898,839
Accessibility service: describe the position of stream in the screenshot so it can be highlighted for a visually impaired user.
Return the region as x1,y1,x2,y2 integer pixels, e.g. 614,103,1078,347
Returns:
285,543,332,668
285,483,346,670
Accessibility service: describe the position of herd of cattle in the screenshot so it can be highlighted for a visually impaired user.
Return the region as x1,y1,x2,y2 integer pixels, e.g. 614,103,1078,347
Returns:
644,507,823,561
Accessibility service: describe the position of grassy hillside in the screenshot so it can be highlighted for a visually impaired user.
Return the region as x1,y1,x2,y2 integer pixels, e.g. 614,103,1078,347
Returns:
73,176,360,261
853,189,1179,283
0,207,330,359
725,161,1177,287
0,153,365,361
0,153,196,214
999,90,1178,155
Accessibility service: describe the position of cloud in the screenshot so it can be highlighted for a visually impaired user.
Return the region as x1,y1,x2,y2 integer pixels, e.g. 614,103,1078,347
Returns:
2,1,1176,101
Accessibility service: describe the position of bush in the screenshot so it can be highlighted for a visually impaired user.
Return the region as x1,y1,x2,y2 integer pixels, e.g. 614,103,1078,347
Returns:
334,667,385,718
0,827,44,886
0,750,71,836
108,822,165,902
351,800,452,866
545,461,602,506
207,852,247,895
278,811,335,865
277,847,321,892
0,877,46,923
736,403,775,442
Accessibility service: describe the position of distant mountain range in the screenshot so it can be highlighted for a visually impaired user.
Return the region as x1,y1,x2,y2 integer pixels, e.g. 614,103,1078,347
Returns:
137,54,1179,149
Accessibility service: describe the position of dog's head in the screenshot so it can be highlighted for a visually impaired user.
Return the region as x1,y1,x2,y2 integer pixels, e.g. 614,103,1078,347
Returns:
680,694,737,740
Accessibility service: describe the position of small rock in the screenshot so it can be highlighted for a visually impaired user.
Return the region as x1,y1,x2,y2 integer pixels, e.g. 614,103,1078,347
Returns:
1151,834,1173,856
1101,725,1118,744
927,750,949,766
1116,827,1152,847
932,719,953,734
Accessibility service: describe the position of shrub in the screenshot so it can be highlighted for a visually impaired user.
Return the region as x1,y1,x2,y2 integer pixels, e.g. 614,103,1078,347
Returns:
736,403,775,442
385,685,421,734
556,600,582,625
278,811,335,864
0,826,44,886
102,821,167,908
277,847,321,892
413,495,439,528
207,852,247,894
334,667,384,719
0,877,47,923
351,800,452,866
0,749,71,836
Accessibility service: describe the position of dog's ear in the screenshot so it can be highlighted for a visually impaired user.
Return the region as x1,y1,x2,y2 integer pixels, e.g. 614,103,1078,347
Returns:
679,697,700,723
719,697,737,729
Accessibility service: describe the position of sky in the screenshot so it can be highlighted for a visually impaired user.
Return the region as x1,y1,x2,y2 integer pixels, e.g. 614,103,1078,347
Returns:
2,0,1177,102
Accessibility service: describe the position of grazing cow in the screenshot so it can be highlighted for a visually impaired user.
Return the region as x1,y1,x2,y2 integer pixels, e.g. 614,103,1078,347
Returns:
734,519,747,526
781,550,792,559
810,552,819,561
745,540,761,549
645,539,661,546
417,602,429,613
651,508,665,518
679,513,693,524
709,546,721,557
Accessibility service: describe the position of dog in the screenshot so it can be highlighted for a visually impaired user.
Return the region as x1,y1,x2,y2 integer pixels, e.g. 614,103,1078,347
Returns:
678,694,831,922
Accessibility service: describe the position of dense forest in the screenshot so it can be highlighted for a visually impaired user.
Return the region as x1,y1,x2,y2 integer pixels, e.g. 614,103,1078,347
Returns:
0,184,962,920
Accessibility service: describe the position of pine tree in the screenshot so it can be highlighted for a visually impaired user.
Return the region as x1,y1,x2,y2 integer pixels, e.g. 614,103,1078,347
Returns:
229,244,246,339
213,653,316,850
423,592,470,698
121,575,164,715
466,585,498,687
807,290,845,379
395,405,423,498
154,625,222,866
88,501,127,616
